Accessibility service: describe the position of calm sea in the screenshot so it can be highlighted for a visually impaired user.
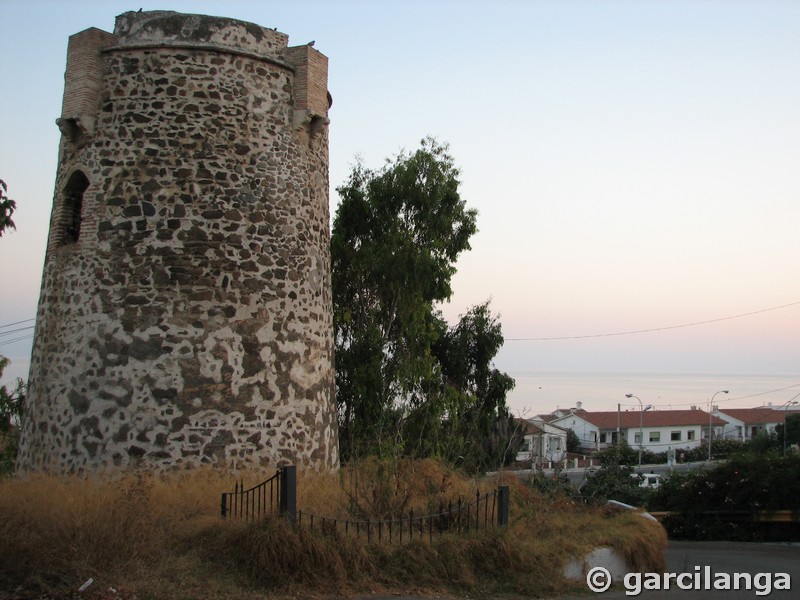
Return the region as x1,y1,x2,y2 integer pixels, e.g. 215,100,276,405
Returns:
3,356,798,419
505,371,800,417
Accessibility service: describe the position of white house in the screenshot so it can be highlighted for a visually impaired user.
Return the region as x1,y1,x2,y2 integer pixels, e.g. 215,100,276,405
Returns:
515,417,568,465
548,407,725,453
714,407,787,442
549,410,599,451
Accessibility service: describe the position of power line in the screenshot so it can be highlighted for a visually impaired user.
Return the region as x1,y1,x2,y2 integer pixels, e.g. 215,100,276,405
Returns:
0,318,35,329
727,383,800,402
506,300,800,341
578,382,800,411
4,300,799,342
0,334,33,347
0,325,34,337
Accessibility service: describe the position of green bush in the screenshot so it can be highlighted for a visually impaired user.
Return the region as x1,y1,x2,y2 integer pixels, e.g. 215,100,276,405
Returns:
580,463,649,506
641,450,667,465
648,454,800,540
525,471,575,500
684,438,746,462
746,431,781,456
596,441,637,466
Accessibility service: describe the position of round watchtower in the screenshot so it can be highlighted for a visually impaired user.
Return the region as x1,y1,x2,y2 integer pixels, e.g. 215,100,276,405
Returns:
17,11,338,473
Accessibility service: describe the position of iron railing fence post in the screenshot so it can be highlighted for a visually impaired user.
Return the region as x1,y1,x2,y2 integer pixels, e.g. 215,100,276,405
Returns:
497,485,510,527
280,465,297,525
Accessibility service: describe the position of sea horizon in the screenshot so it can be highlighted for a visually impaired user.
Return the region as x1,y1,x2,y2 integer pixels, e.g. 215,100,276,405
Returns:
504,370,800,416
3,354,799,418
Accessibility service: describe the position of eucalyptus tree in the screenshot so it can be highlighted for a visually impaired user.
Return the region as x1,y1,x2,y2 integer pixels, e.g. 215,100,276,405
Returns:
331,138,483,461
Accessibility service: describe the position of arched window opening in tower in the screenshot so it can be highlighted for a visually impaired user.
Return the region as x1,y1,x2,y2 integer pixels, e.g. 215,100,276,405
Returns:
62,171,89,244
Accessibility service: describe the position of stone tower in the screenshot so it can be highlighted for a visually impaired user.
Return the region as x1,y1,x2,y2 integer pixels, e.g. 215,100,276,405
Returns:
16,11,338,473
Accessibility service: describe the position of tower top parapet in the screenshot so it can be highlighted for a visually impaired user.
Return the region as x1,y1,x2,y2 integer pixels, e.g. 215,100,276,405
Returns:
113,10,290,59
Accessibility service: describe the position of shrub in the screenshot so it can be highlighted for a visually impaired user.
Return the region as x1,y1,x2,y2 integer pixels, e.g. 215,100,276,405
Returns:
641,450,667,465
524,471,575,500
684,438,746,462
648,454,800,540
596,441,637,466
580,463,649,506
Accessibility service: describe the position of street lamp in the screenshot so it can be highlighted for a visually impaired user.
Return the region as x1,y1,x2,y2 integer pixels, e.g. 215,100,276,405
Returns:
779,396,799,455
625,394,651,467
708,390,729,461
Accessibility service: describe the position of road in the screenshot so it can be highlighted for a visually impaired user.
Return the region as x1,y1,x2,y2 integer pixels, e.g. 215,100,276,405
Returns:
512,461,713,490
354,540,800,599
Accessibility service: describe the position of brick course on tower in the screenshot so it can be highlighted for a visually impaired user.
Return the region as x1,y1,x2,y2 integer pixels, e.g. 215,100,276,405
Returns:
16,11,339,474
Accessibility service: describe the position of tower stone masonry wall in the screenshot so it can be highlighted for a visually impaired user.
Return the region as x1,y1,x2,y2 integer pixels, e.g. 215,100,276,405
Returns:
17,11,339,474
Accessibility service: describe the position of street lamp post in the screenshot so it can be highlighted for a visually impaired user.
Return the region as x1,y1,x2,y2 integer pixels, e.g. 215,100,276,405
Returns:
708,390,729,461
626,394,645,467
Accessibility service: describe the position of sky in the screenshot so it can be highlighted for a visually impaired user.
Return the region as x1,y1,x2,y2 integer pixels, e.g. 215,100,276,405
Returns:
1,0,798,414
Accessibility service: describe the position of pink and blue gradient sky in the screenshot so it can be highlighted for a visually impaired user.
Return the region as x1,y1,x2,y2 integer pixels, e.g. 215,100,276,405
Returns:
1,1,798,412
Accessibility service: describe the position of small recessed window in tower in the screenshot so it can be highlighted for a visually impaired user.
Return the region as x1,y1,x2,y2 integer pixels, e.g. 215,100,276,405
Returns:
62,171,89,244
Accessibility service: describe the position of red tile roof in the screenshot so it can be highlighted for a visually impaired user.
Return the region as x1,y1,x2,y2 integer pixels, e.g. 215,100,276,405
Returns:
716,408,787,424
573,409,725,429
513,417,566,434
520,422,546,435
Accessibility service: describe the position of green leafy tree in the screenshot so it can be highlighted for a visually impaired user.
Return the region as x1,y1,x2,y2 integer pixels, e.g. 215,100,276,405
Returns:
331,138,481,462
566,428,581,454
776,413,800,452
423,302,516,471
0,179,17,236
1,356,26,475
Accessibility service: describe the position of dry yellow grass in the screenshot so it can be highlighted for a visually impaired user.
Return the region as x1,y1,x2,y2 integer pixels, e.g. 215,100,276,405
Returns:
0,461,666,599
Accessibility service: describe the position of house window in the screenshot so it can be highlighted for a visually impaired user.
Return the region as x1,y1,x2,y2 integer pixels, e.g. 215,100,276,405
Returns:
634,432,642,444
671,431,682,441
687,430,696,441
600,433,607,443
649,432,660,442
62,171,89,244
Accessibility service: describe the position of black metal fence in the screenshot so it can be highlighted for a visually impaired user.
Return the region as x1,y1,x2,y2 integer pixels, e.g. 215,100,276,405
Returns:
220,465,296,523
220,465,509,544
299,486,510,544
